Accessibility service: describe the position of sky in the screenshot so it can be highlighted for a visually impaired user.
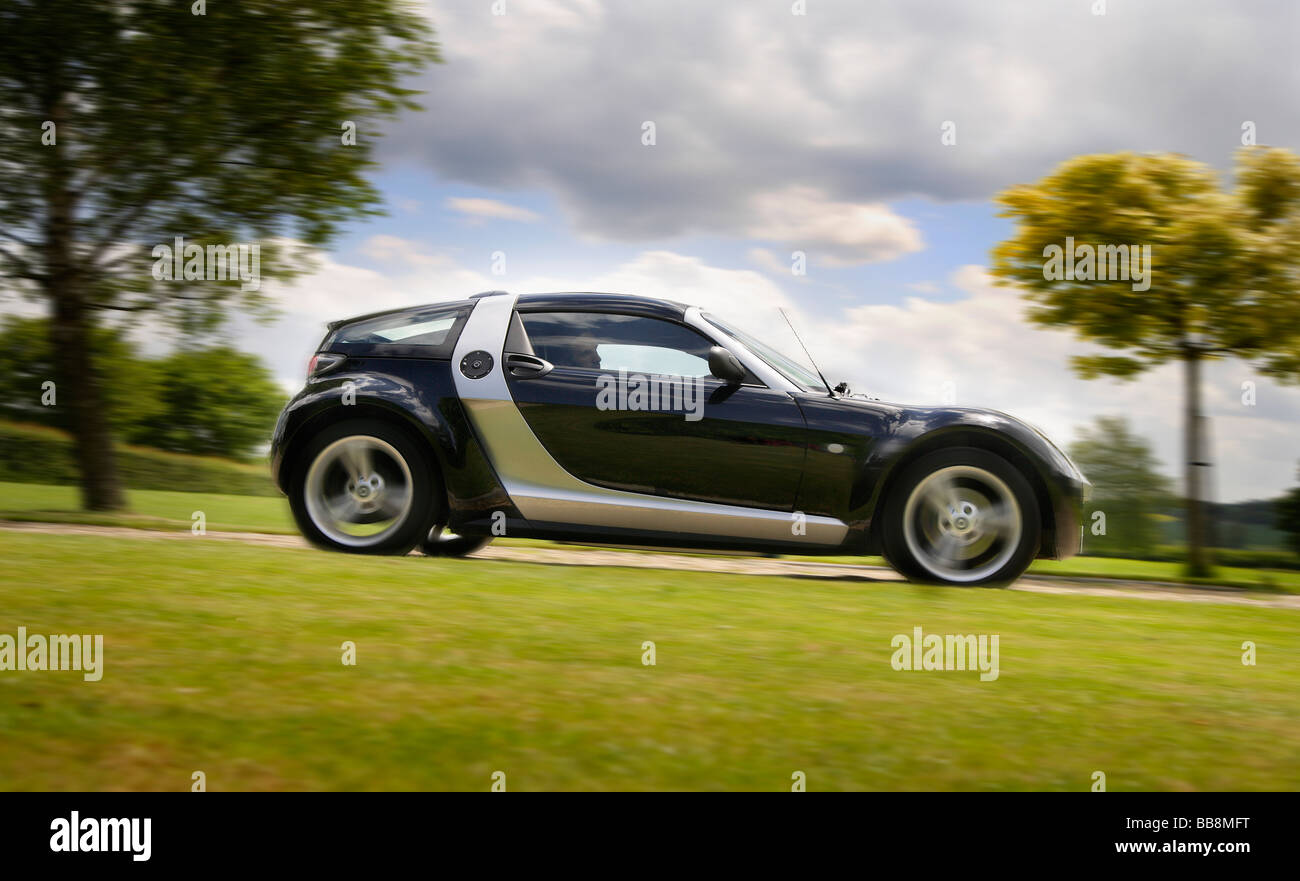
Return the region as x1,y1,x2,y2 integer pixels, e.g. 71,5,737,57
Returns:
141,1,1300,501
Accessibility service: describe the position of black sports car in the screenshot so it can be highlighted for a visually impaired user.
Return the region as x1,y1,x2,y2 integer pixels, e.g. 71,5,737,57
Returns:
271,291,1089,585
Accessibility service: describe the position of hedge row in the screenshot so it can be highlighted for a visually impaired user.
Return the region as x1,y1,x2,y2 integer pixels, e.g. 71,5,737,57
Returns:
0,421,277,497
1081,545,1300,571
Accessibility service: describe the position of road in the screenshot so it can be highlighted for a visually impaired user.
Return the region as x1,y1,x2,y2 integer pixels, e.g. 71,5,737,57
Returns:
4,520,1298,609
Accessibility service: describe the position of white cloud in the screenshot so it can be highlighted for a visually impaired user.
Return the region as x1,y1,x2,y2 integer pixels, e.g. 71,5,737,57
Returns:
359,234,457,269
747,247,794,276
446,197,542,224
745,187,922,266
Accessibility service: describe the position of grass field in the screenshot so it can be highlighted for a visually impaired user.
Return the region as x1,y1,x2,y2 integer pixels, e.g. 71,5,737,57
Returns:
3,481,1297,592
0,481,296,534
0,530,1297,790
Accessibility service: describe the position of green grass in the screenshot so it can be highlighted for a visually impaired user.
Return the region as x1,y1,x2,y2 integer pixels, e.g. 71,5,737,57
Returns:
1029,556,1300,592
782,552,1300,593
0,480,295,534
4,480,1300,592
0,531,1297,791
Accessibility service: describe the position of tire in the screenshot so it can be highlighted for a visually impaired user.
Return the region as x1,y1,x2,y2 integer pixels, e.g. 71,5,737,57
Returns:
420,526,492,558
288,418,438,555
881,447,1040,587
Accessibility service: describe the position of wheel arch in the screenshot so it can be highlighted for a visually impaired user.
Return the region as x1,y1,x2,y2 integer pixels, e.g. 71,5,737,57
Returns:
278,399,448,498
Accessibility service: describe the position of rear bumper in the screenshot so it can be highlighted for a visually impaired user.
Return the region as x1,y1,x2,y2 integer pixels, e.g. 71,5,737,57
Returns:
268,404,291,493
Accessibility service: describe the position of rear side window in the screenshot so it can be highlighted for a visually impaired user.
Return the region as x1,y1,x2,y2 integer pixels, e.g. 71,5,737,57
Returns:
324,302,472,358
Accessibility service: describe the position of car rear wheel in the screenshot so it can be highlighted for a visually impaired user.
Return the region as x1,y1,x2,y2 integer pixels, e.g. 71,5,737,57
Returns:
420,526,493,558
882,447,1040,586
289,419,436,555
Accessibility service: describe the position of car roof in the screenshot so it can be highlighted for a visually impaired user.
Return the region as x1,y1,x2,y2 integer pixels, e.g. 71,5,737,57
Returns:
513,291,689,319
330,291,690,330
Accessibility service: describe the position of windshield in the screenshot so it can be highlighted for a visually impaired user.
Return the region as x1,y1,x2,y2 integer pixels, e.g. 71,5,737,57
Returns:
702,312,828,393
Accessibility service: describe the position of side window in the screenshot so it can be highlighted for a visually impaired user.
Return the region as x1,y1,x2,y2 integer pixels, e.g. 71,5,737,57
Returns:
517,312,719,377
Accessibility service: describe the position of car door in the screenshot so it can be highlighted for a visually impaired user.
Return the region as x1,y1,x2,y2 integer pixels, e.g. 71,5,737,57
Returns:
503,309,808,511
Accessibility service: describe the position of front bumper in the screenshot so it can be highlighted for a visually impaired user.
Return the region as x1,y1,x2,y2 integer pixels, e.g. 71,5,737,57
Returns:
1050,477,1089,560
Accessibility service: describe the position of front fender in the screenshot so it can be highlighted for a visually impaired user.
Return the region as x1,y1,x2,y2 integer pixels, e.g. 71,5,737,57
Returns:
870,406,1088,559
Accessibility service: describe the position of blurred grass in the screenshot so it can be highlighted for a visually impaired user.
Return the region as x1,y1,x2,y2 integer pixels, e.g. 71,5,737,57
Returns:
793,550,1300,593
0,530,1297,791
0,480,295,533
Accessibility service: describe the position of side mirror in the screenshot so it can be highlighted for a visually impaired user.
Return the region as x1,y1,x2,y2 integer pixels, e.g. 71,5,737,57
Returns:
707,346,746,385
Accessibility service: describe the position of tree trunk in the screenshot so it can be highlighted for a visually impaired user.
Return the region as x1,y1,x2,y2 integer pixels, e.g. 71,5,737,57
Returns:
48,295,125,511
1183,350,1211,577
43,121,125,511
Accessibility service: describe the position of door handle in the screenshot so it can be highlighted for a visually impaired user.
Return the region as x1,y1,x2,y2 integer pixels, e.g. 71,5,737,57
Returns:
505,352,554,378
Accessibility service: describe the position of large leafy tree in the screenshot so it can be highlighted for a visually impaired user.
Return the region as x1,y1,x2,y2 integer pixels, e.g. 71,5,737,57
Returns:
0,0,438,509
992,149,1300,576
1068,415,1173,557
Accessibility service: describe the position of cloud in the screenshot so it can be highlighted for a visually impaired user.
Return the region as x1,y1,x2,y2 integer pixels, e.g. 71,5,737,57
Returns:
359,234,458,269
747,247,793,276
446,197,542,224
745,187,922,265
389,0,1300,242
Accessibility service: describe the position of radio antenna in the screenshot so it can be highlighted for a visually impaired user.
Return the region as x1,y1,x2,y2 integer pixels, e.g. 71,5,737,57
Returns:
779,308,834,397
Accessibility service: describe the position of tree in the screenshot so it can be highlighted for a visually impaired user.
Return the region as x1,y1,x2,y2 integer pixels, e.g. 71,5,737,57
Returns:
1068,416,1173,557
0,317,286,460
0,0,438,509
991,149,1300,576
0,315,165,440
1279,465,1300,557
150,346,285,461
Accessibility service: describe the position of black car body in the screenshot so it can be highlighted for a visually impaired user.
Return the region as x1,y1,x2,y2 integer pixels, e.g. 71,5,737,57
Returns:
271,291,1089,585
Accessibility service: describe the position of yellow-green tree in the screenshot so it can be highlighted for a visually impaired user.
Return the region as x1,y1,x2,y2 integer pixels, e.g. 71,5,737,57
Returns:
992,149,1300,576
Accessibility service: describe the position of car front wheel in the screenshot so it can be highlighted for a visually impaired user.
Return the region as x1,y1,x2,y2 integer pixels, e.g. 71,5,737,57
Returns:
882,447,1040,587
289,418,437,555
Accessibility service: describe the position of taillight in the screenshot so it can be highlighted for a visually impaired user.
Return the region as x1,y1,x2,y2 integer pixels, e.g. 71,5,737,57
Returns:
307,352,345,378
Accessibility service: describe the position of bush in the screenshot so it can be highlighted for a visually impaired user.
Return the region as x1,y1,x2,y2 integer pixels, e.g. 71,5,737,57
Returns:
1081,544,1300,571
0,421,277,497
